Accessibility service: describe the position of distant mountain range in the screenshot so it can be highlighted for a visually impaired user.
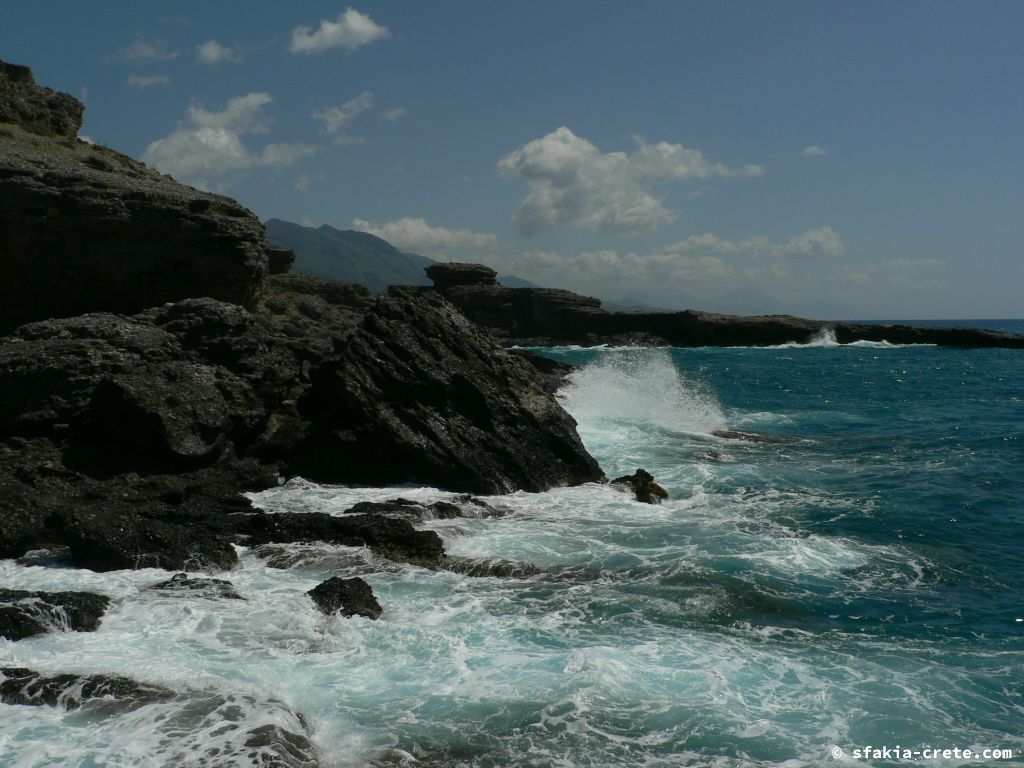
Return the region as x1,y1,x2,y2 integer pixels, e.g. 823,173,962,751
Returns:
264,218,535,293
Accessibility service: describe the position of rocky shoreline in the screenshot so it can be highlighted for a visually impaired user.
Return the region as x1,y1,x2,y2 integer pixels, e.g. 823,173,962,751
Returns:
0,62,607,766
422,262,1024,349
4,60,1022,766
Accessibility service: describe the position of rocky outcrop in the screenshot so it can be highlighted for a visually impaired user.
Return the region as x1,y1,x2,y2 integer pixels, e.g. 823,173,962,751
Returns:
426,263,1024,349
307,576,382,619
0,589,110,640
612,468,669,504
0,61,83,138
292,288,604,493
424,262,497,289
0,60,270,333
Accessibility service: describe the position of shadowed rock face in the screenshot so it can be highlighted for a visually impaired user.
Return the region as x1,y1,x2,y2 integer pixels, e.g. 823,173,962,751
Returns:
0,60,269,333
293,289,604,493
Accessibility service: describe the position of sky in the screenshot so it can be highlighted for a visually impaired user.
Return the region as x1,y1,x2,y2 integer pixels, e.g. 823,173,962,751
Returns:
4,1,1023,319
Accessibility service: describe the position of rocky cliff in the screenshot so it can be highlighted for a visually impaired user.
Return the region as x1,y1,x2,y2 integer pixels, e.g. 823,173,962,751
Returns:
424,263,1024,349
0,63,604,569
0,60,269,333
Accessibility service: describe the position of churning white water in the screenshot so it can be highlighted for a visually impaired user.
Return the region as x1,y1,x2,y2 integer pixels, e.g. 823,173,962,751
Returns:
3,346,1021,766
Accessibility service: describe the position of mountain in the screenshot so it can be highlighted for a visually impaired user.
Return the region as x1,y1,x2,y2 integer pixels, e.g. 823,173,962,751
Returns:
264,219,435,293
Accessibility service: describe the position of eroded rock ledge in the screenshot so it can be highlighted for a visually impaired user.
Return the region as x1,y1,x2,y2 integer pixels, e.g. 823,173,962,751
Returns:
423,262,1024,349
0,60,269,333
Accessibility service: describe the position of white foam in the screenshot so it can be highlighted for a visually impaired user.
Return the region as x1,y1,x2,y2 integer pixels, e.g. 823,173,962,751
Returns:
559,348,727,438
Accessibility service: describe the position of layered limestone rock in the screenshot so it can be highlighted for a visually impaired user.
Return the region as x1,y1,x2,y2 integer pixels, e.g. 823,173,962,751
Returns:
0,59,269,333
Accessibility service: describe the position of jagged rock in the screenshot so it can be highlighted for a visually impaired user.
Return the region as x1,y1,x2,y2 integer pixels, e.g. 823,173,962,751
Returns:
0,589,110,640
54,509,240,573
307,576,382,619
0,61,82,137
424,262,498,289
293,289,603,493
147,573,245,600
612,468,669,504
0,60,269,333
237,512,445,566
507,349,575,393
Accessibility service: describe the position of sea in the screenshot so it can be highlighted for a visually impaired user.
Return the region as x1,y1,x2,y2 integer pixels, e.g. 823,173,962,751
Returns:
2,321,1023,767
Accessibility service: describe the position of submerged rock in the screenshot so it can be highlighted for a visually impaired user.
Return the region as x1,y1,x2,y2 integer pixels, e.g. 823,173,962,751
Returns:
0,589,111,641
147,573,245,600
307,576,383,619
612,468,669,504
237,511,445,566
0,60,269,333
0,667,321,767
711,429,790,444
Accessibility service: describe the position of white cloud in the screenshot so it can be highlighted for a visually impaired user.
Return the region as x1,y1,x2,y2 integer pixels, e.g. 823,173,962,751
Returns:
800,145,828,157
498,127,673,236
197,39,242,64
127,74,170,89
381,107,407,122
352,217,499,256
111,36,179,62
660,226,844,259
631,136,765,180
498,127,763,236
290,8,391,55
313,91,375,144
142,92,319,189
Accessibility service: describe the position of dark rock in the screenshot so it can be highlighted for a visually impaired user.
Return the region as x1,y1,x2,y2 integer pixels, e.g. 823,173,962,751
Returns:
54,509,240,572
237,512,445,566
307,576,382,619
507,349,575,393
0,432,275,564
147,572,244,600
611,468,669,504
345,496,504,521
0,589,111,640
0,62,269,333
424,262,498,289
0,60,83,137
293,290,603,493
267,247,297,274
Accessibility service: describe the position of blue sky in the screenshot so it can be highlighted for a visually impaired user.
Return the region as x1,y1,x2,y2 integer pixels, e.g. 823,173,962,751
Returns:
5,1,1023,318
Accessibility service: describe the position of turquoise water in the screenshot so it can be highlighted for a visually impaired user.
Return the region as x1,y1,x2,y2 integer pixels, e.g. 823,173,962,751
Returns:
2,329,1023,766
